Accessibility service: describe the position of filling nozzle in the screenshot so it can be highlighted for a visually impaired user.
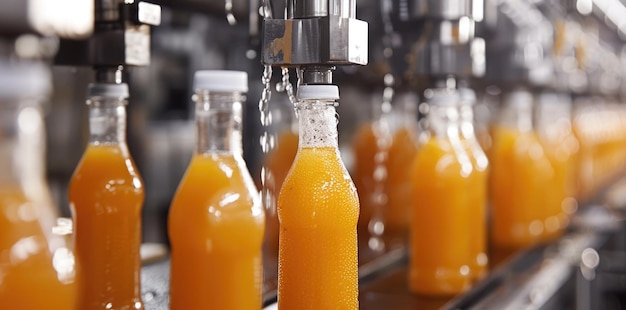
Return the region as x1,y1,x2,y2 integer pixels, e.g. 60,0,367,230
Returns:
262,0,368,68
292,0,356,18
54,0,161,68
298,65,335,85
95,66,128,84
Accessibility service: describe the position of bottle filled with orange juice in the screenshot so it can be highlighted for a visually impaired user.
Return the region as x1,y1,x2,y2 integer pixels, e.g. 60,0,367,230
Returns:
277,85,359,308
409,88,478,296
535,92,577,240
490,89,553,252
69,83,144,309
385,92,419,239
458,88,489,281
352,91,419,245
0,62,77,309
168,70,265,309
262,95,298,255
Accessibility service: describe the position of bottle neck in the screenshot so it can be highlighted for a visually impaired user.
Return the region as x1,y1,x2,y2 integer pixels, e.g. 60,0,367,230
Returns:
194,92,244,155
297,99,338,148
87,98,128,144
459,103,477,138
500,100,533,132
428,103,461,139
0,99,47,188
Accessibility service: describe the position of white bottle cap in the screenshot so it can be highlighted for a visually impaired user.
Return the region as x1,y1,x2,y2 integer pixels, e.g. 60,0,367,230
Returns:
296,85,340,100
87,83,129,99
194,70,248,93
425,88,458,106
0,62,51,99
458,88,476,105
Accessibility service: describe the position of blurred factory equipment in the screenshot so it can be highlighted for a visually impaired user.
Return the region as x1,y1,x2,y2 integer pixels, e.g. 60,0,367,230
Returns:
55,0,161,81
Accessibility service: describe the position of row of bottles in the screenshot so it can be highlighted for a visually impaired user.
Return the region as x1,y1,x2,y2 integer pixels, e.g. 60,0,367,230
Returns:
1,69,360,309
574,98,626,200
6,66,626,308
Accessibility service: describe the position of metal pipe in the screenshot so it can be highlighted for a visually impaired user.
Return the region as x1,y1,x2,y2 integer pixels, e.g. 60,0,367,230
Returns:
299,65,335,84
95,65,128,84
294,0,328,18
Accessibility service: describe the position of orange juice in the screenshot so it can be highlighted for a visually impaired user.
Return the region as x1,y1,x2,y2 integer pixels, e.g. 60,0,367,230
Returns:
386,126,419,234
169,154,265,309
542,146,570,239
352,123,418,237
410,136,473,295
490,127,552,248
352,123,378,230
277,146,359,308
266,130,299,191
0,186,77,309
264,130,298,253
69,144,144,309
460,138,488,281
278,85,358,308
459,89,489,280
535,95,578,239
539,132,576,240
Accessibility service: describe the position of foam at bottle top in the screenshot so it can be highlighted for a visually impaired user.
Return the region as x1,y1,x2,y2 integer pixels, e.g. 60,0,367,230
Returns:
299,106,338,148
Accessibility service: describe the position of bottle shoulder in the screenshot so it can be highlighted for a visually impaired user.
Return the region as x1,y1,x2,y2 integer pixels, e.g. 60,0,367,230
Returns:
278,147,359,220
171,153,262,213
69,144,143,193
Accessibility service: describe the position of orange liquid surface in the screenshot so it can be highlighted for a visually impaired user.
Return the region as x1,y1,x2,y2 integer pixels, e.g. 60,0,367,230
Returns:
0,186,77,309
69,144,144,309
277,147,359,309
168,154,265,309
410,137,473,296
490,127,552,249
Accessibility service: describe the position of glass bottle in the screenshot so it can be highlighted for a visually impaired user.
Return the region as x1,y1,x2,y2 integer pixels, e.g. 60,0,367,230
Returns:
69,83,144,309
409,88,475,295
458,88,489,281
262,93,298,256
490,89,552,254
385,91,419,242
0,62,78,309
277,85,359,308
168,70,265,309
352,90,420,247
535,92,577,240
351,93,386,238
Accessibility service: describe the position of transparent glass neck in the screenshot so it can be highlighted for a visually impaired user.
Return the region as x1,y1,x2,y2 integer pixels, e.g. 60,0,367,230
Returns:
499,99,533,132
428,103,461,139
296,99,338,148
194,91,244,155
459,103,477,139
0,98,47,190
87,97,128,145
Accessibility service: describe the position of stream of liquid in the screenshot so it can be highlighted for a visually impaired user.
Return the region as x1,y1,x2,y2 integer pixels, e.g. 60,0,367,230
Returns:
367,74,394,252
259,65,276,214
